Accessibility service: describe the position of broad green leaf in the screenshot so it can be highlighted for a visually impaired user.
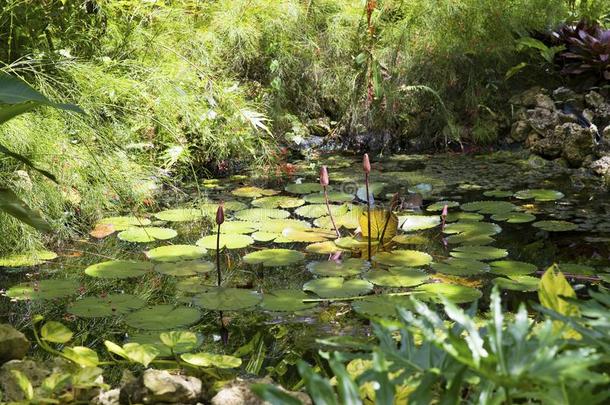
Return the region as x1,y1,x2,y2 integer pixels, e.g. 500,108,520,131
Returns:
251,384,303,405
96,216,151,231
297,360,339,405
364,267,429,287
373,249,432,267
450,246,508,261
539,265,580,338
259,289,317,312
84,260,152,279
41,321,73,343
5,279,78,300
194,288,261,311
117,226,177,243
303,277,373,299
0,249,57,267
123,343,159,367
307,258,369,277
514,189,564,202
124,305,201,330
243,248,305,267
181,352,242,368
0,188,51,231
63,346,99,367
153,208,203,222
329,354,362,405
160,331,202,353
360,209,398,241
68,294,146,318
532,220,577,232
196,233,254,250
154,260,214,277
145,245,207,262
10,370,33,400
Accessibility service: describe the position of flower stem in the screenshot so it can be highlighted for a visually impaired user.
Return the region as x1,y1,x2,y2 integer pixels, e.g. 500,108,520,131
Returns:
324,185,340,238
365,172,371,260
216,223,221,286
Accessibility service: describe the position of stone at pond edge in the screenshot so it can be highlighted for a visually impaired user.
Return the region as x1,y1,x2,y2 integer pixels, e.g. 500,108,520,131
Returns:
119,369,203,404
211,377,311,405
0,324,30,364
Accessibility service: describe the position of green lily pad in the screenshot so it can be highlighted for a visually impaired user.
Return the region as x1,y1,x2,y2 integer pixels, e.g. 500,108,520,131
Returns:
427,201,460,212
489,260,537,276
259,289,317,312
364,267,429,287
307,258,369,277
461,201,517,215
175,277,210,294
145,245,207,262
493,275,539,291
445,212,484,223
231,186,280,198
372,250,432,267
558,263,595,275
96,216,151,231
351,295,414,318
243,249,305,267
450,246,508,261
446,233,495,245
124,305,201,330
257,219,311,233
129,331,203,356
391,235,429,245
305,241,344,254
491,212,536,223
303,277,373,298
155,261,214,276
117,227,177,243
153,208,203,222
201,201,247,213
85,260,153,279
431,258,490,276
295,204,348,219
314,212,361,230
196,234,254,250
234,208,290,221
532,220,578,232
483,190,513,198
285,182,324,194
399,215,441,232
68,294,146,318
5,279,79,300
334,236,378,250
414,283,482,303
281,228,336,243
181,352,242,368
194,288,261,310
252,196,305,209
0,250,57,267
444,221,501,236
219,221,258,234
303,191,354,204
514,189,564,202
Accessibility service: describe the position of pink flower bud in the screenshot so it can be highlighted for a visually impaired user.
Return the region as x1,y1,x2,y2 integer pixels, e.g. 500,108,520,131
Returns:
319,166,329,187
216,202,225,225
363,153,371,174
441,204,448,217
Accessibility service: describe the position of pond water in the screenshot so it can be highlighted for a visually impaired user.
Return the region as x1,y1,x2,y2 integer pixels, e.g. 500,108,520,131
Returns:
2,151,609,381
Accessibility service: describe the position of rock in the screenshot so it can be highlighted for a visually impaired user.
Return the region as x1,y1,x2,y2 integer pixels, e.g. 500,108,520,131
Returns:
0,360,49,402
509,120,530,142
525,108,559,133
0,324,30,364
93,389,120,405
119,369,202,404
585,91,605,109
590,156,610,176
306,117,332,137
534,94,556,111
553,87,580,104
528,130,564,159
211,377,311,405
510,87,546,107
557,123,596,167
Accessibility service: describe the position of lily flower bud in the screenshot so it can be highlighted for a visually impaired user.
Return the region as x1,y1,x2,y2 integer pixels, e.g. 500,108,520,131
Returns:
216,202,225,225
441,204,448,218
320,166,329,187
363,153,371,174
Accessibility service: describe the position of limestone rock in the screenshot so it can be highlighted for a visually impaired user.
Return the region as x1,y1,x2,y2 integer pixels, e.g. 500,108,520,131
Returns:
509,120,530,143
211,377,311,405
534,94,556,111
0,324,30,364
557,123,596,167
526,108,559,133
590,156,610,176
119,369,203,404
92,388,120,405
553,87,580,104
585,91,605,109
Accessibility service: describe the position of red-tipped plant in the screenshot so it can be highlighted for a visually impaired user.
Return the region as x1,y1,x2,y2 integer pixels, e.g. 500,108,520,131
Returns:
320,166,340,238
441,204,448,231
215,202,224,286
363,154,372,260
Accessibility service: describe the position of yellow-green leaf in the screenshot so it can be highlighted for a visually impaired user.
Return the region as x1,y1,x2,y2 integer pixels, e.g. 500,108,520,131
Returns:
538,265,580,338
41,321,73,343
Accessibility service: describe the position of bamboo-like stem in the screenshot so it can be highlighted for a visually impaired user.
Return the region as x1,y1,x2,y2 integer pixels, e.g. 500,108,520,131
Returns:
324,185,340,238
216,223,221,286
365,172,372,260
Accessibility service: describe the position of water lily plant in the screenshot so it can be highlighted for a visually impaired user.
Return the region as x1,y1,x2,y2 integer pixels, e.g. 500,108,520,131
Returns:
363,153,372,260
320,166,340,237
215,202,224,286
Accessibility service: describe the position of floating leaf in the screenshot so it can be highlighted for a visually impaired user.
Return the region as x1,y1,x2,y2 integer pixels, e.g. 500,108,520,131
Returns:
129,331,202,356
303,277,373,298
304,191,354,203
124,305,201,330
282,228,336,243
314,210,361,230
493,276,539,291
399,215,440,232
391,234,429,245
431,258,490,276
153,208,203,222
232,186,279,198
491,212,536,223
194,288,261,310
295,204,348,219
483,190,513,198
0,250,57,267
220,221,257,234
445,212,484,223
360,209,398,241
234,208,290,221
41,321,73,343
63,347,99,367
68,294,146,318
252,196,305,209
334,236,378,250
414,283,482,303
450,246,508,261
489,260,537,276
351,295,414,318
426,201,460,212
175,277,210,294
196,234,254,250
532,220,577,232
307,258,369,277
444,221,501,236
90,223,115,239
5,279,78,300
96,216,151,231
154,261,214,277
285,182,324,194
85,260,152,279
514,189,564,202
306,241,343,254
260,289,317,312
461,201,517,214
145,245,207,262
557,263,595,275
373,250,432,267
201,201,246,213
117,227,177,243
364,267,429,287
243,249,305,267
181,352,242,368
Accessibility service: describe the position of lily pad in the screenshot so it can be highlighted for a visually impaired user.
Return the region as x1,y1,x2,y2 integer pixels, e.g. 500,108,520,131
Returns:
491,212,536,223
243,249,305,267
414,283,482,303
118,227,177,243
514,189,564,202
364,267,429,287
314,212,361,230
303,191,354,204
483,190,513,198
334,236,378,250
85,260,153,279
259,289,317,312
427,201,460,212
305,241,343,254
153,208,203,222
450,246,508,261
351,295,414,318
175,277,210,294
196,234,254,250
445,212,484,223
444,221,501,236
252,196,305,209
124,305,201,330
295,204,348,219
181,352,242,368
558,263,595,275
0,250,57,267
68,294,146,318
532,220,578,232
155,261,214,276
231,186,280,198
96,216,151,231
372,250,432,267
234,208,290,221
219,221,258,234
201,201,247,213
399,215,441,232
285,182,324,194
303,277,373,298
493,275,539,291
145,245,207,262
431,258,490,276
461,201,517,215
391,235,429,245
307,258,369,277
281,228,336,243
5,279,79,300
489,260,537,276
194,288,261,310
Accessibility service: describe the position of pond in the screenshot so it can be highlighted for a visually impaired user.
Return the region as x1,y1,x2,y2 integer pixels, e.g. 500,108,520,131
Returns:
1,151,609,383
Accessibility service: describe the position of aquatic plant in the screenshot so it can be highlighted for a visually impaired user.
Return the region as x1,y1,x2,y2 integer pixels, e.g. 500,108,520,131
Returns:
319,165,340,238
363,154,372,260
216,202,225,286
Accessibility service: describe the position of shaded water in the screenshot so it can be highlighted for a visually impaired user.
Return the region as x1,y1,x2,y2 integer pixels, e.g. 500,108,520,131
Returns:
2,151,609,379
